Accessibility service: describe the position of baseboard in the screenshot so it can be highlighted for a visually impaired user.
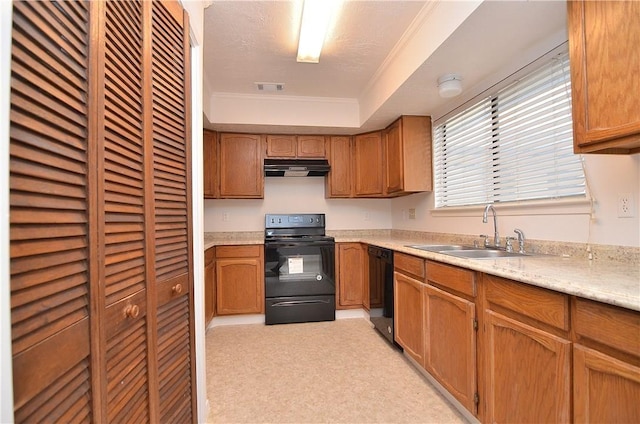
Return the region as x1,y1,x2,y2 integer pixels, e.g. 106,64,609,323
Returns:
207,309,366,329
404,354,480,424
336,309,366,319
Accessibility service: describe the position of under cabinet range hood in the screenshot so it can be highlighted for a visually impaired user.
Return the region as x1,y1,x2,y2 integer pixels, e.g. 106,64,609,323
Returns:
264,158,331,177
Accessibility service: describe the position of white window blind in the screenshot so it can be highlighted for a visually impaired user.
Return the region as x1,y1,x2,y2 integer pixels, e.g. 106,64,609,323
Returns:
433,50,586,208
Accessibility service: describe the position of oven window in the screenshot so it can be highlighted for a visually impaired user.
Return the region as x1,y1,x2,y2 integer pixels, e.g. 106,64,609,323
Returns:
279,254,321,281
265,243,335,291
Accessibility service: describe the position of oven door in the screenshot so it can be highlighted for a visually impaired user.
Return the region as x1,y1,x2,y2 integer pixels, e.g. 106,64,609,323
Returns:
264,240,335,298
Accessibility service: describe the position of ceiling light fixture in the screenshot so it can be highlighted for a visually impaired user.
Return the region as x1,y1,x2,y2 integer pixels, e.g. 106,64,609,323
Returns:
437,74,463,98
296,0,342,63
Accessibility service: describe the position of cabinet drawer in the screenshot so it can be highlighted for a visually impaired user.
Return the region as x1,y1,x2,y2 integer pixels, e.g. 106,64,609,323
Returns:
485,274,569,331
426,261,476,297
215,245,261,258
574,297,640,358
394,253,425,280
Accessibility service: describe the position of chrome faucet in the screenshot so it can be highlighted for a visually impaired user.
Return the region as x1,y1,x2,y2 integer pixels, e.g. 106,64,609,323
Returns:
482,204,500,247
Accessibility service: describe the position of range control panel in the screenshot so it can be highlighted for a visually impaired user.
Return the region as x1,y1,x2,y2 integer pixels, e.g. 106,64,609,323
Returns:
265,214,325,229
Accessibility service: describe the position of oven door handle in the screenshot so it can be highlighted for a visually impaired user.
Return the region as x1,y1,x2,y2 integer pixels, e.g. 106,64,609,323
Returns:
270,299,332,307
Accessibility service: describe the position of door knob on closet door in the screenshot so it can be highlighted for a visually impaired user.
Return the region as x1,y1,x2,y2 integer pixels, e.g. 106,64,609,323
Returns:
172,284,183,295
125,304,140,319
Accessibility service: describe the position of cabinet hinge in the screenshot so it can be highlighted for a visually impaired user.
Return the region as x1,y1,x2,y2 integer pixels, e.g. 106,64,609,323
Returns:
473,319,478,331
474,392,480,405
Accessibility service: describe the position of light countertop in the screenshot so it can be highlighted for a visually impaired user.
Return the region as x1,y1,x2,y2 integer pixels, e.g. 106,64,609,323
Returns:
203,232,640,312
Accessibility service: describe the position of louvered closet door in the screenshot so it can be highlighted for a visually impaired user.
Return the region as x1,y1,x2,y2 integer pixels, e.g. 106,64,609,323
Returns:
101,0,152,422
9,1,93,422
151,2,196,422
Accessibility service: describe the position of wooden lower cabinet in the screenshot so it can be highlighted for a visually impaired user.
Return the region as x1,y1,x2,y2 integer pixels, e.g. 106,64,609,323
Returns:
484,310,571,423
573,344,640,423
394,264,425,364
215,245,264,315
205,247,215,324
424,285,477,413
336,243,366,309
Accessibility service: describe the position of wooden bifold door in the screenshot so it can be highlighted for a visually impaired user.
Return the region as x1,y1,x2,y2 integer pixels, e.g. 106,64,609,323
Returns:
9,0,195,422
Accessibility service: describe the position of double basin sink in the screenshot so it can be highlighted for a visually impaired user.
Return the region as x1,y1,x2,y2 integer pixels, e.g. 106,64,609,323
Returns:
406,244,534,259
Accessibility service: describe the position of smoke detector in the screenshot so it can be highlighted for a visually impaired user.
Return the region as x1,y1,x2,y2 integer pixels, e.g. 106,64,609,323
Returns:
255,82,285,92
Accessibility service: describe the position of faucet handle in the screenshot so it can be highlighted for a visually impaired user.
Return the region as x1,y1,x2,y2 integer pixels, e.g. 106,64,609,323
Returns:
479,234,490,248
514,228,525,253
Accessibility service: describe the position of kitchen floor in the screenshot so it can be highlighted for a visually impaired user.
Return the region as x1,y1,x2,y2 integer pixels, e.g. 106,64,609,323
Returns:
205,318,466,423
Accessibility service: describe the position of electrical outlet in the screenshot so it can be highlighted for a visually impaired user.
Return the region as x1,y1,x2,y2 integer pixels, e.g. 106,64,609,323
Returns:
617,193,634,218
222,212,229,221
408,208,416,219
364,212,371,221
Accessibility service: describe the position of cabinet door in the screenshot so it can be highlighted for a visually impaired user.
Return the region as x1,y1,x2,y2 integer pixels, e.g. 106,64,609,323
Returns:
485,310,571,423
326,136,352,197
574,344,640,423
297,135,326,158
568,0,640,153
354,132,384,196
385,119,403,194
216,258,264,315
424,285,477,414
337,243,365,309
219,133,263,198
266,135,296,157
203,130,218,198
205,248,215,324
394,272,424,364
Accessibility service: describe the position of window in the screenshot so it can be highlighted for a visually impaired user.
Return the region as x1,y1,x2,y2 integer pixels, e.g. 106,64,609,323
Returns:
433,49,586,208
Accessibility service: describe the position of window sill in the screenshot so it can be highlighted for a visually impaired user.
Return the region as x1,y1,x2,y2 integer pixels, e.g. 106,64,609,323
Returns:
430,197,593,217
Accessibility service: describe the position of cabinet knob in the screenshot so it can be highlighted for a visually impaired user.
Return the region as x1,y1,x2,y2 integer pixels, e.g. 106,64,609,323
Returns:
125,304,140,319
172,284,183,295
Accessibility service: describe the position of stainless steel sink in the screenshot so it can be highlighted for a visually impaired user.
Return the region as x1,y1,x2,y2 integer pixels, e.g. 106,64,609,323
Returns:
405,244,475,252
441,249,531,259
406,244,535,259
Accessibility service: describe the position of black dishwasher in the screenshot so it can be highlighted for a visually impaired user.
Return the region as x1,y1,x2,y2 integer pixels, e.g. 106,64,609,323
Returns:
367,246,399,348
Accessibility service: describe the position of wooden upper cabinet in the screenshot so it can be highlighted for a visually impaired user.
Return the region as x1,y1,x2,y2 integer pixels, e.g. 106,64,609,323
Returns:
326,136,352,197
219,133,264,198
297,135,326,158
354,131,384,197
266,135,296,158
385,116,432,195
203,130,219,198
568,0,640,153
265,135,326,158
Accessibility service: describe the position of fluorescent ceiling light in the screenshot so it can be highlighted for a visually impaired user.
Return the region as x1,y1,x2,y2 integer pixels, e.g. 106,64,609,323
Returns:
296,0,342,63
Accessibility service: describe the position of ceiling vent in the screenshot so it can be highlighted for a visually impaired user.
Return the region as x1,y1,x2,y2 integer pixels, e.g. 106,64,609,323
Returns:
255,82,284,92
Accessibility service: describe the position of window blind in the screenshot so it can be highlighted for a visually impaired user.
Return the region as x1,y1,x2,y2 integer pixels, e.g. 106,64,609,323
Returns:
433,50,586,208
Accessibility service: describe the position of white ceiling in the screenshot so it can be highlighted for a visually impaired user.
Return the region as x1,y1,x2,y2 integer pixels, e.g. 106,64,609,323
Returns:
202,0,568,135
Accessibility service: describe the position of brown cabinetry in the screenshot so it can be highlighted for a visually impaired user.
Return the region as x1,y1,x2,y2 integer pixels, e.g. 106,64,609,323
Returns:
203,130,219,198
572,298,640,423
219,133,263,198
394,253,426,364
385,116,433,195
205,247,215,325
326,136,353,197
265,135,326,158
568,0,640,153
336,243,366,309
424,261,477,414
215,245,264,315
9,1,195,421
354,131,384,197
483,275,571,423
